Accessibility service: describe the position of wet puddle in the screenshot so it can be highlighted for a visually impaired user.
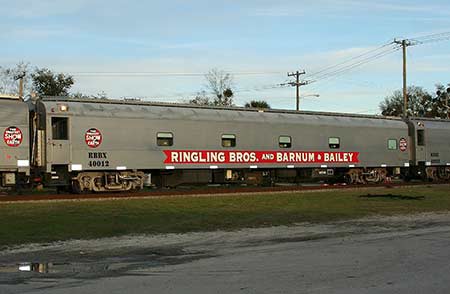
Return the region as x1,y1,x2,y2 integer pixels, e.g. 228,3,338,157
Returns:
0,249,211,280
0,260,162,275
0,261,106,274
18,262,51,273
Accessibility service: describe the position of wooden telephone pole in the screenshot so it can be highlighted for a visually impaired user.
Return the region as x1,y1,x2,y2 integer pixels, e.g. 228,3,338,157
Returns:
15,71,26,101
394,39,413,118
287,70,308,111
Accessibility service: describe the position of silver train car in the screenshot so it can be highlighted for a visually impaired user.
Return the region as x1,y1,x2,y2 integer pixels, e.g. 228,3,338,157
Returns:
1,96,450,192
0,96,30,187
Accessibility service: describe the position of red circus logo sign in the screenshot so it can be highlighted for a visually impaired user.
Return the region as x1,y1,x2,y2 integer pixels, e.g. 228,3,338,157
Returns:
399,138,408,152
3,126,23,147
85,128,102,148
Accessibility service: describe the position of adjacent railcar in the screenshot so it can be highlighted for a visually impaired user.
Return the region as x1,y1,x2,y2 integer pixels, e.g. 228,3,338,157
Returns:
408,118,450,180
33,97,411,192
0,96,30,188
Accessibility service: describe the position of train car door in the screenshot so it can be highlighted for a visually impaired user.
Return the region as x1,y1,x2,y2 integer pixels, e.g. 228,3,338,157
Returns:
48,116,71,165
414,124,426,165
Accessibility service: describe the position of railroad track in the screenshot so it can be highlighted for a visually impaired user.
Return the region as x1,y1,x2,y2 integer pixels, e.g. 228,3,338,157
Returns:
0,182,444,203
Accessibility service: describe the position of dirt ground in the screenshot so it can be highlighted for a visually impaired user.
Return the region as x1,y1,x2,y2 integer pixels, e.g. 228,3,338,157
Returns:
0,212,450,271
1,212,450,278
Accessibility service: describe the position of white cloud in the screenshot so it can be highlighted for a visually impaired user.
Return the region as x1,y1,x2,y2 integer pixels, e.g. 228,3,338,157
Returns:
410,63,450,73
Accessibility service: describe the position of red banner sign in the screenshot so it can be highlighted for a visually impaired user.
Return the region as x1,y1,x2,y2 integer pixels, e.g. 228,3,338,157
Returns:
3,126,23,147
164,150,359,165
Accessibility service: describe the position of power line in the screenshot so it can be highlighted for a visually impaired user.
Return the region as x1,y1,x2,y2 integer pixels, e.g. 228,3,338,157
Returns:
235,32,450,100
299,32,450,87
67,71,285,77
307,41,395,78
64,31,450,101
310,45,401,83
409,31,450,45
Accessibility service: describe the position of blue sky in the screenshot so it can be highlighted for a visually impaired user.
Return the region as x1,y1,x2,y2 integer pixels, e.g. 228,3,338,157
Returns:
1,0,450,113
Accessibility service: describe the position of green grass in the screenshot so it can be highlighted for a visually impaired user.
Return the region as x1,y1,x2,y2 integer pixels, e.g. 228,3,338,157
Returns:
0,185,449,247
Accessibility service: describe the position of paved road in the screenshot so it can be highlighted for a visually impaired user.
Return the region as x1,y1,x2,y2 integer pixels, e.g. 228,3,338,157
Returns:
2,215,450,293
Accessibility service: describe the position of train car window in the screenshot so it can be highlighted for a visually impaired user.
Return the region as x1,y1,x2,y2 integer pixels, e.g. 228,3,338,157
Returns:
222,134,236,147
328,137,340,149
388,139,397,150
51,117,68,140
157,132,173,146
417,130,425,146
279,136,292,148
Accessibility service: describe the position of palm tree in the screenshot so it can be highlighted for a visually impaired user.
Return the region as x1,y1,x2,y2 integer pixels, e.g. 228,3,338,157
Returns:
244,100,271,109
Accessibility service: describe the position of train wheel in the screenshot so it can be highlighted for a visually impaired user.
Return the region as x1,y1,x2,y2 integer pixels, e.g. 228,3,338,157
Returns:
346,169,364,184
365,168,387,184
438,167,450,181
425,167,438,181
71,180,84,194
91,175,105,192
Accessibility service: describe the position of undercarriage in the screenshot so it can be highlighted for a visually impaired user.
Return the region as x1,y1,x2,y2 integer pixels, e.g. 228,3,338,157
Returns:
72,171,145,193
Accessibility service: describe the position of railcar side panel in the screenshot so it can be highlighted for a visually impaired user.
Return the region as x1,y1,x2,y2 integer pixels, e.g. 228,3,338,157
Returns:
409,118,450,166
40,100,410,173
0,98,30,187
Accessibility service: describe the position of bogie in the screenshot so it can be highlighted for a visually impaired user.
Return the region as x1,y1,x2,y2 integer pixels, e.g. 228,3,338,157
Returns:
71,171,145,193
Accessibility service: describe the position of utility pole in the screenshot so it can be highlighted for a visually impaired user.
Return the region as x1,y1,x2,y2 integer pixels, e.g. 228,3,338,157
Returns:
15,71,26,101
287,70,308,111
394,39,412,118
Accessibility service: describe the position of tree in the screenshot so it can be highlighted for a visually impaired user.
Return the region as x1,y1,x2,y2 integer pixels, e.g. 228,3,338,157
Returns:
31,68,74,96
380,85,450,118
205,68,234,106
0,62,32,96
188,91,214,106
379,86,433,117
433,83,450,118
71,90,108,99
245,100,271,109
0,64,80,98
189,68,235,106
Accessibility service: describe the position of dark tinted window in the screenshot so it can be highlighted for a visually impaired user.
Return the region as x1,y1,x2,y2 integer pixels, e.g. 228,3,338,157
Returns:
329,137,340,149
279,136,292,148
222,134,236,147
51,117,68,140
157,132,173,146
417,130,425,146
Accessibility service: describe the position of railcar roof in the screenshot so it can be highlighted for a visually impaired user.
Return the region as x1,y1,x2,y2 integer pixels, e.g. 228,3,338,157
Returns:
0,95,20,100
40,96,404,121
409,116,450,123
